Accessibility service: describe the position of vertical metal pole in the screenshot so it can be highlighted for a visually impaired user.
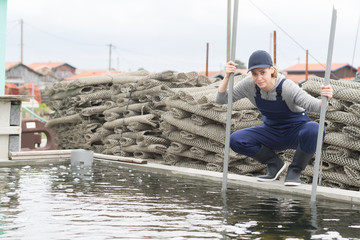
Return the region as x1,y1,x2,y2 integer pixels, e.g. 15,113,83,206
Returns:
351,16,360,69
226,0,231,62
206,42,209,76
273,30,277,66
108,44,112,71
305,50,309,82
0,0,8,95
222,0,239,192
311,7,337,203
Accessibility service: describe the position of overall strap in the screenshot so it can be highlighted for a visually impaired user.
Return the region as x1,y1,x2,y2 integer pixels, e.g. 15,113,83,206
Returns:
255,85,261,95
276,78,287,98
255,78,286,97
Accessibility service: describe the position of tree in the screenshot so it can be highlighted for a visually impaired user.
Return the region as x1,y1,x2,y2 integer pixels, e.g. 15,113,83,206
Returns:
234,59,246,69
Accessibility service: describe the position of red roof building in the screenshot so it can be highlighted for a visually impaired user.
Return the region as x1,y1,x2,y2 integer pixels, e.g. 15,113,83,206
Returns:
283,63,357,82
5,62,43,87
28,62,76,80
65,70,122,81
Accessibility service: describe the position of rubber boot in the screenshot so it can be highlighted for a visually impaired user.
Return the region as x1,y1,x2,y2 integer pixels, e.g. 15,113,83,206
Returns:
253,145,286,182
284,145,313,186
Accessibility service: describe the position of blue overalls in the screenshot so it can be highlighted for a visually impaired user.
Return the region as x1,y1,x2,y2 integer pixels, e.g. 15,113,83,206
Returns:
230,79,320,157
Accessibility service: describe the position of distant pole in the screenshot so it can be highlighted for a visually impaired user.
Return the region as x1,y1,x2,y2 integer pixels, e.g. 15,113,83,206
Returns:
226,0,231,62
273,30,277,66
305,50,309,82
351,16,360,76
0,0,8,95
20,19,23,63
206,42,209,76
108,44,112,71
311,7,337,203
222,0,239,192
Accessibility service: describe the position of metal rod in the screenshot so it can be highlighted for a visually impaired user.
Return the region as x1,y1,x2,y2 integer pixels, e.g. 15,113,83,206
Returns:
0,0,8,95
351,16,360,68
311,7,337,203
206,42,209,76
273,30,277,65
108,44,112,71
226,0,231,62
306,50,308,82
222,0,239,192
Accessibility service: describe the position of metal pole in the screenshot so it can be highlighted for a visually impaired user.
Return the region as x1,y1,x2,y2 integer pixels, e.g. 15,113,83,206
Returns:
351,16,360,68
226,0,231,62
273,30,277,66
206,42,209,76
311,7,337,203
108,44,112,71
222,0,239,192
305,50,308,82
0,0,8,95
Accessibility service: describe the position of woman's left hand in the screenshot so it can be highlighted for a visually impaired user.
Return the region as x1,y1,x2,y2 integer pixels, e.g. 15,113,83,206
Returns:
320,85,333,101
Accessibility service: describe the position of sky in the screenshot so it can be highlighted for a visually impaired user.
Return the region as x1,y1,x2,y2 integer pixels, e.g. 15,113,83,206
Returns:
4,0,360,73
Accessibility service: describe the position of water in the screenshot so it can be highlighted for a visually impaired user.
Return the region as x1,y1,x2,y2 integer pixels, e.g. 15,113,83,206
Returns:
0,162,359,239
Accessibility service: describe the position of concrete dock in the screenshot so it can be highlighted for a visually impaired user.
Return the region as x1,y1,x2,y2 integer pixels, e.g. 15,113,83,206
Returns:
2,154,360,205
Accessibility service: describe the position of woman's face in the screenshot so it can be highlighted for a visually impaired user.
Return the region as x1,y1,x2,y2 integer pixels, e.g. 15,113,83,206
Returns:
250,67,275,91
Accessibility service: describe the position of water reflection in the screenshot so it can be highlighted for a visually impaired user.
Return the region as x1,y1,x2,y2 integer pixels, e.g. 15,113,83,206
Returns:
0,163,359,239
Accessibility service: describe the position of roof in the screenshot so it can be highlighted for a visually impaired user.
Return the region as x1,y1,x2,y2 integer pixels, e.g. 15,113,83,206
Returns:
65,70,122,81
28,62,76,71
5,62,22,70
5,62,43,76
283,63,356,73
284,73,316,83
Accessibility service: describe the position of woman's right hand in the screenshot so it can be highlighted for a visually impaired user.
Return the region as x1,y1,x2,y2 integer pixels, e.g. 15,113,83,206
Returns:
225,61,238,77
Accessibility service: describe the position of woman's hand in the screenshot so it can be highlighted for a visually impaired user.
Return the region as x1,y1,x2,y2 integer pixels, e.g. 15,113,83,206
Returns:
225,61,238,77
320,85,333,101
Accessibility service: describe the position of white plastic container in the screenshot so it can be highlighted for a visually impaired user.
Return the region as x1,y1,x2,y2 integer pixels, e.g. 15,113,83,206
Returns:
71,149,93,167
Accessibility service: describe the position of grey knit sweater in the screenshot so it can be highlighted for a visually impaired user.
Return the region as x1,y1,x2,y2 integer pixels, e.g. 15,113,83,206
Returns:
215,74,322,113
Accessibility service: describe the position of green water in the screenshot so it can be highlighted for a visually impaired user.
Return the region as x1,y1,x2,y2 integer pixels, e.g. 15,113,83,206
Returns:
0,162,359,239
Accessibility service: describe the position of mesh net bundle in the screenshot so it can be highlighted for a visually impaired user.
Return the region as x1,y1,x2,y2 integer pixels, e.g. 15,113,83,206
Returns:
45,71,360,191
166,131,239,158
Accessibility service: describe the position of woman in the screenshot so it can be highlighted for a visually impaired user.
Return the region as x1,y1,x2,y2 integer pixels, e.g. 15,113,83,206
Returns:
215,50,333,186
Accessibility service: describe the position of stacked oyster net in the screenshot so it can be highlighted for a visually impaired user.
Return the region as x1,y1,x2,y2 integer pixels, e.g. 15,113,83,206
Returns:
45,70,214,162
161,75,266,174
45,70,360,190
280,76,360,190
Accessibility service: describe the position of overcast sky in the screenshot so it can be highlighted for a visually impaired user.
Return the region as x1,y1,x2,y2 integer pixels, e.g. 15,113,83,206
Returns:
5,0,360,73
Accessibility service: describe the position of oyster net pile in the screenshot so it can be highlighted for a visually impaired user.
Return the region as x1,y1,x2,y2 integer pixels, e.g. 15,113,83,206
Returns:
296,76,360,190
45,72,360,190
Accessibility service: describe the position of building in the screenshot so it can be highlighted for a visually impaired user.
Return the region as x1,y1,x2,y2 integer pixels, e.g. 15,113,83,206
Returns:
65,70,121,81
5,62,43,87
28,62,76,85
283,63,357,83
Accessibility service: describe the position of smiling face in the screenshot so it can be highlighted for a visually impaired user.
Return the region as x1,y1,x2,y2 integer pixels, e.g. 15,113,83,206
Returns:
250,67,276,92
